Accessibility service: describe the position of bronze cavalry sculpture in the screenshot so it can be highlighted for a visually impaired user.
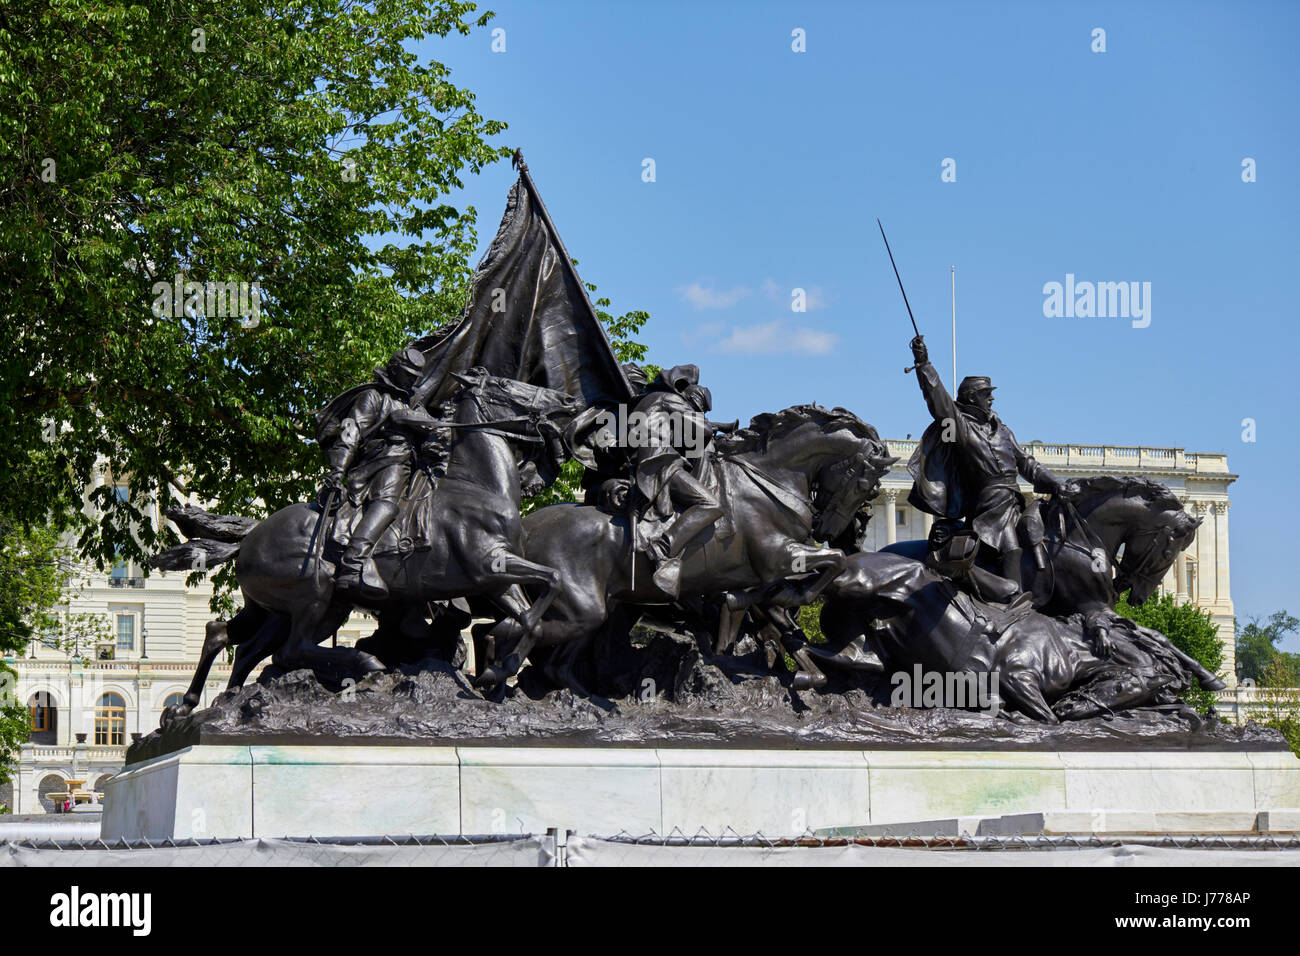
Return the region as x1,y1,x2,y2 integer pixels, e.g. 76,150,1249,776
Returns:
151,157,1222,727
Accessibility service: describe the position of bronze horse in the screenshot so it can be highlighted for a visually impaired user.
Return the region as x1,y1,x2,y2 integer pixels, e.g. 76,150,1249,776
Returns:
814,476,1222,721
154,369,579,721
476,405,896,692
879,476,1203,650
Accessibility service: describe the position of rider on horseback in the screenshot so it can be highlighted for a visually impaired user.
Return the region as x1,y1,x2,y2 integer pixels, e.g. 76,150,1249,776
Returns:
906,335,1073,602
314,346,443,601
630,364,734,597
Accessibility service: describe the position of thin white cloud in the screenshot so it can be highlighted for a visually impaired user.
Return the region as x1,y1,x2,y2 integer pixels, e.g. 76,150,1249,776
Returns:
678,282,751,309
680,320,724,347
711,321,838,356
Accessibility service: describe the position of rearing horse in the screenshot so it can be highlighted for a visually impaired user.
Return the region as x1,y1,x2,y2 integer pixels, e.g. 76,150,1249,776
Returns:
477,405,896,692
154,368,580,720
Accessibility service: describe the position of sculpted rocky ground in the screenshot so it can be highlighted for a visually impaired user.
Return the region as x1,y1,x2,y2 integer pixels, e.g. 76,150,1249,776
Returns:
129,630,1284,763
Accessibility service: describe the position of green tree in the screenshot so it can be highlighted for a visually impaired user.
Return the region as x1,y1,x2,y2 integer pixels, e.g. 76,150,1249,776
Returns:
1235,611,1300,685
0,0,510,576
1114,590,1225,714
1256,657,1300,757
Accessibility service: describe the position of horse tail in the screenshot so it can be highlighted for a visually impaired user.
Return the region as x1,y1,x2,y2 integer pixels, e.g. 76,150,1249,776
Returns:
148,505,259,571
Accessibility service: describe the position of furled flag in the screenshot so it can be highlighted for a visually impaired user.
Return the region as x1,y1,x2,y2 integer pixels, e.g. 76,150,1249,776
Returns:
408,151,634,412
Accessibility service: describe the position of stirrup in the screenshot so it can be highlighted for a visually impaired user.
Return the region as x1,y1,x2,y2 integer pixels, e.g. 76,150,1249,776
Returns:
651,556,682,597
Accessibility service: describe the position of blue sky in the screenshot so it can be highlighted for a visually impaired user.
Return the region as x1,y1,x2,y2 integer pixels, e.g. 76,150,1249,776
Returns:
421,0,1299,646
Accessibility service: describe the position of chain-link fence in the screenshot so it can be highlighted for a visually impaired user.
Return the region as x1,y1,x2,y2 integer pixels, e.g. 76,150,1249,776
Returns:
1,833,551,866
6,829,1300,866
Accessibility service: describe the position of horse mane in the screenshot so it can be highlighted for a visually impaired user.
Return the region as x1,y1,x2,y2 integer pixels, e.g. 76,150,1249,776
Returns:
1071,474,1183,512
713,403,885,457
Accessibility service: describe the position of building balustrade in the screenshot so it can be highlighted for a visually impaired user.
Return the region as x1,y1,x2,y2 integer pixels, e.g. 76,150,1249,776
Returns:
882,440,1227,476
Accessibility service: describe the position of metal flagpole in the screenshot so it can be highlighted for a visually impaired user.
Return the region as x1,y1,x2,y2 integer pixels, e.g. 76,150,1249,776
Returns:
951,266,957,391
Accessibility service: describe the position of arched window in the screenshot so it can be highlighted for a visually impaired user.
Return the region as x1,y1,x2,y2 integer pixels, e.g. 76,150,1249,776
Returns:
94,693,126,746
27,692,57,744
163,692,185,710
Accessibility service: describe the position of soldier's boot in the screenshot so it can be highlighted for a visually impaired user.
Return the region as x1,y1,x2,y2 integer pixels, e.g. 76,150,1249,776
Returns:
336,500,399,601
1021,501,1049,570
999,548,1033,614
650,502,725,597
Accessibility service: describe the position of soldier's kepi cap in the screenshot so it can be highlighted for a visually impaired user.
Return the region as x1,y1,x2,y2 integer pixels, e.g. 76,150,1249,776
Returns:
375,346,426,390
957,375,996,403
388,347,425,373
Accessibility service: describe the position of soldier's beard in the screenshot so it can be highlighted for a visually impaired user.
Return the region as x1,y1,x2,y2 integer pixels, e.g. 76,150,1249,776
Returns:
958,400,995,424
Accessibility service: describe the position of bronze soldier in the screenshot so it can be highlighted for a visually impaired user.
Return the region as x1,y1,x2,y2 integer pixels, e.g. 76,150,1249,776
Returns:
630,364,729,596
314,347,442,600
906,335,1068,600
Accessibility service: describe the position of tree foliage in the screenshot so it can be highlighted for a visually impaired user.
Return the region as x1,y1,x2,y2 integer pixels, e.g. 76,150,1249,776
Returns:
1115,590,1224,714
0,0,511,571
1235,611,1300,685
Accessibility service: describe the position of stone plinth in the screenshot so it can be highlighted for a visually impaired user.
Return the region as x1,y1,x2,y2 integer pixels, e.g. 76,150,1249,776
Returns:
102,744,1300,841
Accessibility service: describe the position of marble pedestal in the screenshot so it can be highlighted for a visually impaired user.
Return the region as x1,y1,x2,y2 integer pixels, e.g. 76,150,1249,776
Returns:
101,744,1300,841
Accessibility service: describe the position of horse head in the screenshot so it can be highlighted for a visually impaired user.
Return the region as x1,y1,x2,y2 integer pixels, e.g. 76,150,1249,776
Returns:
716,404,897,540
1067,476,1201,605
448,367,581,434
812,433,898,542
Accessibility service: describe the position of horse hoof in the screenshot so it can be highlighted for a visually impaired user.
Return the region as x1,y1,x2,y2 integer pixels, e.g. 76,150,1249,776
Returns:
475,666,507,688
356,651,385,673
160,704,191,727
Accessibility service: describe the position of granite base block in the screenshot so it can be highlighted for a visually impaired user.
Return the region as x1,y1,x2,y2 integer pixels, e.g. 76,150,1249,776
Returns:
102,744,1300,840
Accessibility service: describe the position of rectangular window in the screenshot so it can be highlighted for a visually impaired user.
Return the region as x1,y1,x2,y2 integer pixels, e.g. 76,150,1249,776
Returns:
1185,564,1196,601
39,626,59,649
29,703,50,732
116,614,135,651
896,507,908,526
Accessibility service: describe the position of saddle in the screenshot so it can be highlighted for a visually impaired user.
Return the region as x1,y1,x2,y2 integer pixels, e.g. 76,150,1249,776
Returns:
328,467,437,557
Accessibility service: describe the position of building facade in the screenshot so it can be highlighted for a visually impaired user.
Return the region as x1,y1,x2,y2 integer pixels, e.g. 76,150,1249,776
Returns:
1,440,1238,814
2,559,375,815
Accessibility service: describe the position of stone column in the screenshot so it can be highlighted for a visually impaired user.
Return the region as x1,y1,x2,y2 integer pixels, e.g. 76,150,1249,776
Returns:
884,490,898,546
1214,500,1231,610
1193,500,1214,604
16,744,39,814
1174,496,1191,600
1213,500,1235,684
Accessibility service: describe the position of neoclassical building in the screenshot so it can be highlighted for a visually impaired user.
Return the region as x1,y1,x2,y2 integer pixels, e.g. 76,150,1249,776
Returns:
1,439,1239,815
2,545,375,816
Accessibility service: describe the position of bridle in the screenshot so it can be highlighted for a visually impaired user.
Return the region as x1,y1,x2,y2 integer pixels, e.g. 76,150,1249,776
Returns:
813,453,875,542
1051,496,1173,603
443,379,573,445
1113,525,1176,600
